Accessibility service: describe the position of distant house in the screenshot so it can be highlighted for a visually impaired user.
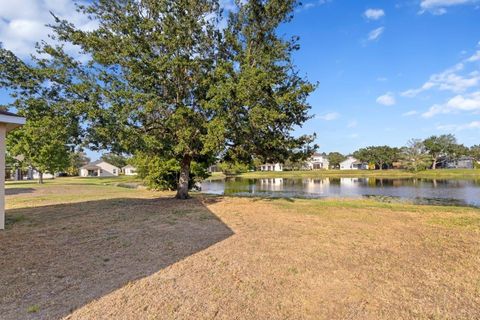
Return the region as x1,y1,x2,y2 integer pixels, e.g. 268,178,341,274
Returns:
260,163,283,172
122,164,137,176
80,160,120,177
306,153,329,170
340,156,368,170
31,169,55,180
445,156,474,169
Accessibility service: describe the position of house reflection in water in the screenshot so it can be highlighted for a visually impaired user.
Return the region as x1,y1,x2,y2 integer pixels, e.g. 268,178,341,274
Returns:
302,178,330,193
259,178,284,191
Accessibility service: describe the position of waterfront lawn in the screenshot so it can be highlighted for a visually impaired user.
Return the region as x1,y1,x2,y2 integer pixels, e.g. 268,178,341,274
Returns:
237,168,480,179
1,177,479,319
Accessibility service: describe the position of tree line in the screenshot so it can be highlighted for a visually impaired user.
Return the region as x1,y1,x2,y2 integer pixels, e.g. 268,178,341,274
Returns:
0,0,317,198
323,134,479,171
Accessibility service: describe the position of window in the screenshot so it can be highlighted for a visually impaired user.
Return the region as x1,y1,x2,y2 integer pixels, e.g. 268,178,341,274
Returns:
113,169,117,174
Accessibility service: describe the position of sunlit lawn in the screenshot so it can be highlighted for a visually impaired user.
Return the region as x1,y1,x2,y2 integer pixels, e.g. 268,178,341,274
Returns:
1,176,479,319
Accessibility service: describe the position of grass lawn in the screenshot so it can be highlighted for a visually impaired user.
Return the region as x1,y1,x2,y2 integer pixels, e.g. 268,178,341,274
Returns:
1,177,480,319
236,168,480,180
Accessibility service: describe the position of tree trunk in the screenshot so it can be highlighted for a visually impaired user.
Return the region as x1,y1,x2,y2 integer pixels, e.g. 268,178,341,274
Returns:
38,172,44,184
432,158,437,170
176,155,191,199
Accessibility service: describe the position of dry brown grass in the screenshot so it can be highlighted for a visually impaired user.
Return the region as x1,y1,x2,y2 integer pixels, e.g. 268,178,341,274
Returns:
1,180,480,319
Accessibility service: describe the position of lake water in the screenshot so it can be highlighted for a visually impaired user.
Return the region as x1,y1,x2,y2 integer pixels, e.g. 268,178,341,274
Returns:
200,177,480,207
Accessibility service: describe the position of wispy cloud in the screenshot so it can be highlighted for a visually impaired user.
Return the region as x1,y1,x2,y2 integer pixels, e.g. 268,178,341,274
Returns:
437,121,480,131
422,91,480,117
296,0,331,12
467,50,480,62
347,120,358,128
402,55,480,97
364,8,385,20
376,92,396,106
419,0,478,15
402,110,419,116
317,112,340,121
367,27,385,41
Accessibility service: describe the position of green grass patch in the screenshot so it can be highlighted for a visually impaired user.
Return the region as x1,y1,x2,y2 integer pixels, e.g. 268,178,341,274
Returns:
268,197,480,215
428,216,480,230
27,305,40,313
237,169,480,180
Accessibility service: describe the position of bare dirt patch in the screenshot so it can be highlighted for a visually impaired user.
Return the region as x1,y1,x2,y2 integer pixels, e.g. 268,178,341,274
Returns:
1,183,480,319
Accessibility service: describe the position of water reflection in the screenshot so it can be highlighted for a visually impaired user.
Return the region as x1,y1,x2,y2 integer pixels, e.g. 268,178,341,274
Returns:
200,177,480,207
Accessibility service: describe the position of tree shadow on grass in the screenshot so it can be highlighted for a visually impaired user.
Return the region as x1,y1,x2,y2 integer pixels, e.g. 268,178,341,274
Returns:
5,187,35,195
0,196,233,320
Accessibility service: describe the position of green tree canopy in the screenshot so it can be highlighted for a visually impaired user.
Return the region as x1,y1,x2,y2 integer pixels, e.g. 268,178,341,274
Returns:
400,139,432,172
67,151,90,176
423,134,458,169
470,145,480,162
51,0,316,198
353,146,399,170
1,42,90,183
327,152,345,169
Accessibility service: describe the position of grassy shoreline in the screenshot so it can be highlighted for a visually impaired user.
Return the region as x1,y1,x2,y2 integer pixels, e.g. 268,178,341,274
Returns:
233,168,480,179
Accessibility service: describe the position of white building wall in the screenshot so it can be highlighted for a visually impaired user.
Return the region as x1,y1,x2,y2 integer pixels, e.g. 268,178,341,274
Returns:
80,162,120,177
340,157,359,170
124,167,137,176
260,163,283,172
32,171,55,179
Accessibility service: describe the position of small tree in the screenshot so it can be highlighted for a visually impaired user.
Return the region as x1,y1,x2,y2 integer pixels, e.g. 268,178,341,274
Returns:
353,146,399,170
7,117,71,183
423,134,457,169
470,145,480,162
327,152,345,169
67,151,90,176
400,139,432,172
1,42,90,182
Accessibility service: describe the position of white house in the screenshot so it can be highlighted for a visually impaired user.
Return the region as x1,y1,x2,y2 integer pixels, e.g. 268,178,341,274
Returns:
260,163,283,172
306,153,329,170
80,160,120,177
340,156,368,170
122,164,137,176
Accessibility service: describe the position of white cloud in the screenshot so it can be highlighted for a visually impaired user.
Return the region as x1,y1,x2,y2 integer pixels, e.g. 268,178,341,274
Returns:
422,91,480,117
364,8,385,20
347,120,358,128
317,112,340,121
0,0,97,58
467,50,480,62
402,110,419,116
297,0,330,12
367,27,385,41
402,60,480,97
376,92,396,106
437,121,480,131
419,0,477,14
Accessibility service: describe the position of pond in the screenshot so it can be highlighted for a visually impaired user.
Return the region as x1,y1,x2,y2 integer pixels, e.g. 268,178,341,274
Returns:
200,177,480,207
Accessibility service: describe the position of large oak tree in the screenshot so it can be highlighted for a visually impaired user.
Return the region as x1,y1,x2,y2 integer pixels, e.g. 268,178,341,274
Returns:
51,0,316,198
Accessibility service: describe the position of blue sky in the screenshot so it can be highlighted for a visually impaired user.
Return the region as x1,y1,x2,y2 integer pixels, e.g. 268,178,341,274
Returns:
1,0,479,159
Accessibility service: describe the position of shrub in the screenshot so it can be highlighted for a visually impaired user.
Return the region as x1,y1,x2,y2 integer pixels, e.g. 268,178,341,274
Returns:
132,153,209,191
